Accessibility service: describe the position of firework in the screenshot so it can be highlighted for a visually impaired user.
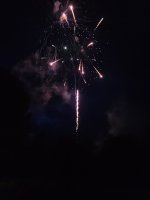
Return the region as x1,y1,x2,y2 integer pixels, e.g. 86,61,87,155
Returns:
38,1,104,133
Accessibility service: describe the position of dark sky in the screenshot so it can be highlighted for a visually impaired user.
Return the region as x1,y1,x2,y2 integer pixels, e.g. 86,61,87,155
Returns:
0,0,150,198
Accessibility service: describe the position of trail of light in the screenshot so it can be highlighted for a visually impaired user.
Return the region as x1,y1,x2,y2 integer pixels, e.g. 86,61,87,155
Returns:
52,45,57,60
94,18,104,31
78,60,82,71
93,65,103,79
76,89,79,133
83,78,87,84
69,5,77,25
49,58,62,66
87,42,94,47
60,13,69,25
81,62,85,75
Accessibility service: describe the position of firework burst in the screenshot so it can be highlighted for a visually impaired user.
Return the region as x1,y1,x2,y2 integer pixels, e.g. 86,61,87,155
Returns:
38,1,104,133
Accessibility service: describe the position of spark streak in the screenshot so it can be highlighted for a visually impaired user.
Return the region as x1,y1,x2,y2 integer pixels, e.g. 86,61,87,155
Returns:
60,13,69,25
76,89,79,133
52,45,57,60
81,62,85,75
78,60,81,71
87,42,94,47
83,78,87,84
93,66,103,79
69,5,77,25
49,58,62,66
94,18,104,31
38,2,105,133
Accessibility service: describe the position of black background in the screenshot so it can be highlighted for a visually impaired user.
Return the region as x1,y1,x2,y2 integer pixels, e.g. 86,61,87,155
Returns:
0,0,150,199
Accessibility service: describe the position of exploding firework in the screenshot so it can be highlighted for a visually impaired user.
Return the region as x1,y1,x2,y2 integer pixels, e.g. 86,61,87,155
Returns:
37,1,104,133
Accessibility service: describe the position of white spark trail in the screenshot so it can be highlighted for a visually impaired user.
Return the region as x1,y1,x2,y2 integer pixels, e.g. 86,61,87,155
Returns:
60,13,69,25
69,5,77,25
87,42,94,47
94,18,104,31
93,65,103,79
50,58,62,66
78,60,82,71
81,62,85,75
76,89,79,133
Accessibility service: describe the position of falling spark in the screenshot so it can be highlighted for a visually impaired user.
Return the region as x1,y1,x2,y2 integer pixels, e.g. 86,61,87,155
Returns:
87,42,94,47
52,45,57,60
69,5,77,25
64,81,66,87
49,58,62,66
94,18,104,31
76,89,79,133
78,60,82,71
81,62,85,75
60,13,69,25
83,78,87,84
93,65,103,78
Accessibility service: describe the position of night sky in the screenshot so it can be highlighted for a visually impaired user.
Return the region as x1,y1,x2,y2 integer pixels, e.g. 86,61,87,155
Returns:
0,0,150,199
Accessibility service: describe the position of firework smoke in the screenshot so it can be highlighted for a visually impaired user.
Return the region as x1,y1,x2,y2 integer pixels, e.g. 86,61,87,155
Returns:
53,1,61,13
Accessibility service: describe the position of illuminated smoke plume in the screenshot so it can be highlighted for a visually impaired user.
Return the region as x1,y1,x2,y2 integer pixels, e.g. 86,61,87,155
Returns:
53,0,61,13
